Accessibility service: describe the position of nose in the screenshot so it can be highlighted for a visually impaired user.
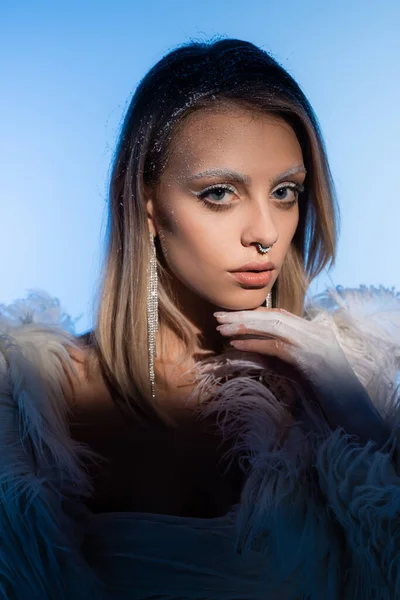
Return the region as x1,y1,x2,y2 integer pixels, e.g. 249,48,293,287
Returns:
241,201,279,250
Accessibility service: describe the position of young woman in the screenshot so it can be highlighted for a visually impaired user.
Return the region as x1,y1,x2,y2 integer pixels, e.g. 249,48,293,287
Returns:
1,38,399,599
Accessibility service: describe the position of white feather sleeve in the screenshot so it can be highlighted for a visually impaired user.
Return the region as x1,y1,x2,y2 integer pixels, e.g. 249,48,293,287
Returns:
304,284,400,424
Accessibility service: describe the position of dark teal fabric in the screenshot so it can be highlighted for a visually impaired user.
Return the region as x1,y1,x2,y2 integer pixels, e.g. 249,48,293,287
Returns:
82,506,276,600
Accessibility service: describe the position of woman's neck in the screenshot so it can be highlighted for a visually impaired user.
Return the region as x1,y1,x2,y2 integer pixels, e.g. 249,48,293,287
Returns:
164,272,227,356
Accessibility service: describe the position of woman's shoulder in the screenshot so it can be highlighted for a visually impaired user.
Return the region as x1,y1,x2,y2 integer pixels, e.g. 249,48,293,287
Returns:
65,336,114,412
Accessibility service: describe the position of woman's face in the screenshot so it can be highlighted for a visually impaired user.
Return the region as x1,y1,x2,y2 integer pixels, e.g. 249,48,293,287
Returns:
147,105,306,311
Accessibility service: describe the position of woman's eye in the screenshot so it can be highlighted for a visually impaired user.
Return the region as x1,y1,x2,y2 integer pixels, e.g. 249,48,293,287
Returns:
209,188,230,202
195,182,304,212
197,185,236,203
273,186,297,201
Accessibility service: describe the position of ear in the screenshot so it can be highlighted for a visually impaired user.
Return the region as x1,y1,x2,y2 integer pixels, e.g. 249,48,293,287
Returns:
145,196,157,237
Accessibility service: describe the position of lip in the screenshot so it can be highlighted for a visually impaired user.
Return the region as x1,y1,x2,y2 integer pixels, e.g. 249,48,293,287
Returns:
231,270,274,288
231,261,275,272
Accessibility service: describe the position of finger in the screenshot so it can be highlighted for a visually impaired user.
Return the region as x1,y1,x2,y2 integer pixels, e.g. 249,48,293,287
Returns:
229,338,297,366
215,308,293,323
217,317,308,347
217,319,285,334
215,311,310,337
218,322,297,347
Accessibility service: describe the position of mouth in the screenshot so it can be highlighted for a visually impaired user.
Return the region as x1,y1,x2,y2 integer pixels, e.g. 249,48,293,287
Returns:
231,261,276,273
231,269,274,288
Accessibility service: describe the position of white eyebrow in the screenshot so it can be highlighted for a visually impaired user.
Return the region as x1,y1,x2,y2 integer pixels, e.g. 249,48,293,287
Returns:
186,165,307,186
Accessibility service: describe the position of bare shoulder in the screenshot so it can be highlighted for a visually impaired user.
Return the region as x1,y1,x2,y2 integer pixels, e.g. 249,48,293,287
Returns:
63,334,111,411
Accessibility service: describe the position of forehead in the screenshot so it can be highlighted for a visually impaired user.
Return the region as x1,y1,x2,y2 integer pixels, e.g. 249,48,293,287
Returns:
162,106,303,181
164,105,302,176
175,104,291,142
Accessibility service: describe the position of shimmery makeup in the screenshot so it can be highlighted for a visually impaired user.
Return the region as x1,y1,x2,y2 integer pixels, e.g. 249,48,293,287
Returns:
185,165,307,187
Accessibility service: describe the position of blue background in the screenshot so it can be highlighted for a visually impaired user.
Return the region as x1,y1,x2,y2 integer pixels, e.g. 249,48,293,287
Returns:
1,0,399,333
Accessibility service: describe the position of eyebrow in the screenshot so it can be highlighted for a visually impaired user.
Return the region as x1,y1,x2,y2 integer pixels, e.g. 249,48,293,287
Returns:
186,165,307,187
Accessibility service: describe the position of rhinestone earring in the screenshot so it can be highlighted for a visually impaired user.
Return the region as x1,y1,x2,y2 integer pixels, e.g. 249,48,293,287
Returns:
265,291,272,308
147,232,158,400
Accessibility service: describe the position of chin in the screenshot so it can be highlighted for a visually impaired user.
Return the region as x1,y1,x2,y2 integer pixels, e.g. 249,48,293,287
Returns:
215,293,269,311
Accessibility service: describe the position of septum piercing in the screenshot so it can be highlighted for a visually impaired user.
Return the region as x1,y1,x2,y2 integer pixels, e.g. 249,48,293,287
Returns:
256,243,272,254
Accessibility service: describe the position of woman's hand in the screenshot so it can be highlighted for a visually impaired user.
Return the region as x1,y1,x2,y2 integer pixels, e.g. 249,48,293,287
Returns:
214,307,389,448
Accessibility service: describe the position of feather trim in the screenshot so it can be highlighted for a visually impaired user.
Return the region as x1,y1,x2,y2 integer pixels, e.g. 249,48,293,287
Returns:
304,285,400,400
304,285,400,446
0,288,82,334
0,293,104,598
316,429,400,599
188,358,344,597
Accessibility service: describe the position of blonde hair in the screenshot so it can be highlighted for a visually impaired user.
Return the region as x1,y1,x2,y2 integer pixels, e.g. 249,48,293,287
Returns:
83,39,339,428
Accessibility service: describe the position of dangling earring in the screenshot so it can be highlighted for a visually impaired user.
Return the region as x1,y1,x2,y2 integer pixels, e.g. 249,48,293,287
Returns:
147,232,158,400
265,291,272,308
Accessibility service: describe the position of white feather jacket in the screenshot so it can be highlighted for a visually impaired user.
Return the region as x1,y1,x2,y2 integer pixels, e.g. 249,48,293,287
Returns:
0,285,399,599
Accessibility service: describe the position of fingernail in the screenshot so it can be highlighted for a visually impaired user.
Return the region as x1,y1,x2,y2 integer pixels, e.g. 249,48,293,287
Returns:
230,340,243,348
217,323,237,333
214,312,227,318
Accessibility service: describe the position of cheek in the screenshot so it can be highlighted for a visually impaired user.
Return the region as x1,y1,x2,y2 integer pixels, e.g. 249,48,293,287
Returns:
280,210,299,246
158,207,230,270
157,200,299,275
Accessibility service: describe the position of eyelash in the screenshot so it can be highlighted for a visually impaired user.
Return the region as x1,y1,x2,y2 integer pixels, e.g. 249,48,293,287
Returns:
195,182,305,212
